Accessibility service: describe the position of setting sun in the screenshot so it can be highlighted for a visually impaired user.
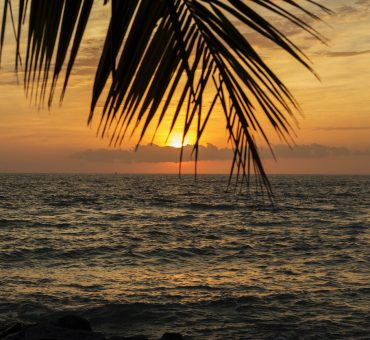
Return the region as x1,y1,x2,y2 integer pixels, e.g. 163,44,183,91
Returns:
167,132,193,148
167,134,183,148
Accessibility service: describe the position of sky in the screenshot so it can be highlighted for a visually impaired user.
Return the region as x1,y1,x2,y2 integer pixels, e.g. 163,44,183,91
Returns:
0,0,369,174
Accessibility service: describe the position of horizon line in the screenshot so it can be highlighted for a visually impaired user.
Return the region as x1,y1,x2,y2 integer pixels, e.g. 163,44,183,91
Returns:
0,172,369,176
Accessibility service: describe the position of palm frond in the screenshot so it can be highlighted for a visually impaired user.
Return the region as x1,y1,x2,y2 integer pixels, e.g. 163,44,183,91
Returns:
0,0,331,193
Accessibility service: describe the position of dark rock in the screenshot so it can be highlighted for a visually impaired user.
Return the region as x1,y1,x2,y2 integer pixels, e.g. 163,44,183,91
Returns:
160,333,183,340
0,323,23,339
1,322,104,340
22,323,104,340
0,317,155,340
55,315,92,332
107,337,148,340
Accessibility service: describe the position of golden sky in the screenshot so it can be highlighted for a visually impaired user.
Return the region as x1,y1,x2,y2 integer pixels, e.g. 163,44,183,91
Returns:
0,0,369,174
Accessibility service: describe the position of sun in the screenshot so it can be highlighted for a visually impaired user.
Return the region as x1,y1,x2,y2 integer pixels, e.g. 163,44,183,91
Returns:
167,133,184,148
166,131,196,148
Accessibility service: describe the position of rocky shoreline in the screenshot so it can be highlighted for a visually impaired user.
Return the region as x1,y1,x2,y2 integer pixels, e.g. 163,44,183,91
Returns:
0,315,184,340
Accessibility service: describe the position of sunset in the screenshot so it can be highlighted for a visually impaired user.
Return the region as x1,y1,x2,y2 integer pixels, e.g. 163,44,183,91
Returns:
0,1,369,174
0,1,369,339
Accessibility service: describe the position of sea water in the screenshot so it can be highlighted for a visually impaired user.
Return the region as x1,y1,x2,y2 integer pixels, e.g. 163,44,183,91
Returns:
0,174,369,339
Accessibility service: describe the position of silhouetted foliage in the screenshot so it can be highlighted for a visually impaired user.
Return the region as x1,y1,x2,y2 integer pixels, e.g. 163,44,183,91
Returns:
0,0,331,192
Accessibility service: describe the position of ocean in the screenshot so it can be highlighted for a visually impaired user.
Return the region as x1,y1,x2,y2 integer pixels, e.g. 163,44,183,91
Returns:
0,174,369,339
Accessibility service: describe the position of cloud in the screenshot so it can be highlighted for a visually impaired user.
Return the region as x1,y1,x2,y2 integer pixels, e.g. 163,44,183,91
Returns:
71,144,232,163
314,126,370,131
323,49,370,57
334,2,370,21
265,144,352,159
265,144,370,159
71,143,370,163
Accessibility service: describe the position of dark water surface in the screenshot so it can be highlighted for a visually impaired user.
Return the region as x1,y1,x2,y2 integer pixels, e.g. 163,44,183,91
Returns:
0,174,369,339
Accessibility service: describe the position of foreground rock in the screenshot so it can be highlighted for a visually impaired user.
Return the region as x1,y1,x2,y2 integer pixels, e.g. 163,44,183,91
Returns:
0,315,184,340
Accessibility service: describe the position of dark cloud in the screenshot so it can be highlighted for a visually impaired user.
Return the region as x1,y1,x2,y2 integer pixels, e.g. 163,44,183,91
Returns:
323,50,370,57
330,2,370,22
71,143,370,163
71,144,232,163
315,126,370,131
266,144,370,159
355,0,370,7
265,144,351,159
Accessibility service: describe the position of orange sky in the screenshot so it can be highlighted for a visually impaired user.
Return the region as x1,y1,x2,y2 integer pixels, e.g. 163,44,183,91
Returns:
0,1,369,174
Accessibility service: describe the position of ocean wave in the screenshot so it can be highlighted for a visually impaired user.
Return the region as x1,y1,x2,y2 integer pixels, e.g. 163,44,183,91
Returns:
1,174,369,339
186,202,237,211
2,293,370,339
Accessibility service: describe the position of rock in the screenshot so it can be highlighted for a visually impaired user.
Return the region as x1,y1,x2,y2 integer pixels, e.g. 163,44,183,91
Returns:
0,323,23,339
0,316,156,340
160,333,183,340
23,323,104,340
107,337,148,340
1,321,104,340
55,315,92,331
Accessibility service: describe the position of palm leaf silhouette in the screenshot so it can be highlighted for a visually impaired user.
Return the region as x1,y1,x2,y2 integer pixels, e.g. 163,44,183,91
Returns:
0,0,331,192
